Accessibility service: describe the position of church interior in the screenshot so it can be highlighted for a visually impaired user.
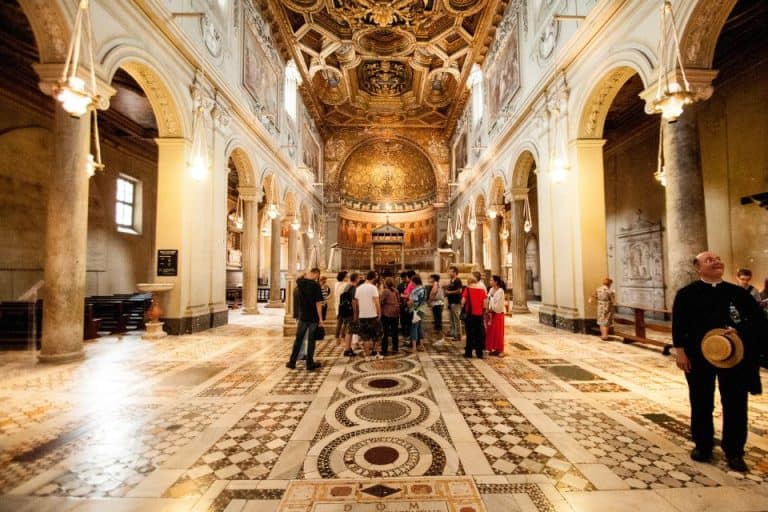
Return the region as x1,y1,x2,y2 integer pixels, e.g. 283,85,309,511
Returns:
0,0,767,510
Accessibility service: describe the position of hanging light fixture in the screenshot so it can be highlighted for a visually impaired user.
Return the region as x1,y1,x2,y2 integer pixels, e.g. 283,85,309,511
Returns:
55,0,100,117
549,105,570,183
446,214,454,245
487,206,498,219
654,121,667,187
188,104,209,181
54,0,105,177
646,0,694,122
266,183,280,219
290,204,301,231
307,213,315,239
454,207,464,240
467,203,477,232
523,195,533,233
500,214,509,240
234,196,244,230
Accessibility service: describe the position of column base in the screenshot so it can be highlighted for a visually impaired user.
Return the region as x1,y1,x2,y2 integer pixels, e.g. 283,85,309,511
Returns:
511,305,531,314
266,301,284,309
163,310,229,335
143,322,168,340
38,349,85,364
537,307,596,334
241,306,260,315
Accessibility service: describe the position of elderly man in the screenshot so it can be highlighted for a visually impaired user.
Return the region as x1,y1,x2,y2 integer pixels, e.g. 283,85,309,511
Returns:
672,251,766,471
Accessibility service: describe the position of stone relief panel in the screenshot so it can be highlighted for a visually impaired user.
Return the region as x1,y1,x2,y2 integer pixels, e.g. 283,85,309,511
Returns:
243,3,282,128
617,214,665,310
486,11,520,126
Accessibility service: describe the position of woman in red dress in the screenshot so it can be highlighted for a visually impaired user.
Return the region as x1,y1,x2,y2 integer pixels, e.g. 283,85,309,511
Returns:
486,275,506,356
461,276,487,358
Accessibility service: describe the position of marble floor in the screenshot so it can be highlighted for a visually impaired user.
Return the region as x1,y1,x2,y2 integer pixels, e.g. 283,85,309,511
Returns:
1,307,767,512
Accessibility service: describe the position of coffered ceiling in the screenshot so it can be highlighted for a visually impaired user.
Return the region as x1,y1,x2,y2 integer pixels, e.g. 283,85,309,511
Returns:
259,0,510,134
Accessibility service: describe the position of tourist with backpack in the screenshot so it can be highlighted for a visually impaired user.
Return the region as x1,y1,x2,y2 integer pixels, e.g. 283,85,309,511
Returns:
339,272,358,357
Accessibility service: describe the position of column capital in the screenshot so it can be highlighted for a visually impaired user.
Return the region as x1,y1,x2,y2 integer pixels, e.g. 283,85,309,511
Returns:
574,138,607,149
238,186,263,203
509,187,529,201
640,68,720,111
33,63,116,110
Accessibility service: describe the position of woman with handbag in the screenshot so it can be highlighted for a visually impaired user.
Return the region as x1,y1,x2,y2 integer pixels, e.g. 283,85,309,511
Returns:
461,276,486,358
486,275,506,356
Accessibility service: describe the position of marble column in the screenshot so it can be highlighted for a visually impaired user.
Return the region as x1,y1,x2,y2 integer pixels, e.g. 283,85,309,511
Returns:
663,108,708,302
38,107,91,363
489,216,501,276
241,199,259,314
473,222,484,271
267,216,283,307
510,200,530,313
462,230,471,264
287,226,297,274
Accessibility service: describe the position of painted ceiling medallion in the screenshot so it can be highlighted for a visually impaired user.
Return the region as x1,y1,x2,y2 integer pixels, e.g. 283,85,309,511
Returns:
359,61,411,96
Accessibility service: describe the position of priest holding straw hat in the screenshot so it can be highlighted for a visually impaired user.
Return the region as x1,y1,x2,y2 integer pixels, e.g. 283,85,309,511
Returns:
672,251,767,472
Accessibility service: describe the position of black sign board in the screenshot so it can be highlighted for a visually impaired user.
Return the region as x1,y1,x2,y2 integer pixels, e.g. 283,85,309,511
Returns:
157,250,178,276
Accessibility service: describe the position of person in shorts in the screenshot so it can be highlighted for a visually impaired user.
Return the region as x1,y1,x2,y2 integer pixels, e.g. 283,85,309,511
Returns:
354,270,383,360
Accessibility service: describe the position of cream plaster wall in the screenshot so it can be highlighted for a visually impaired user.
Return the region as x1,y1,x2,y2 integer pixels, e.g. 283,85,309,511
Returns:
0,97,157,302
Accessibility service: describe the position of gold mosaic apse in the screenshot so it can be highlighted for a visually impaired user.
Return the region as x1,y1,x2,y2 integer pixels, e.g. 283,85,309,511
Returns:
338,138,436,211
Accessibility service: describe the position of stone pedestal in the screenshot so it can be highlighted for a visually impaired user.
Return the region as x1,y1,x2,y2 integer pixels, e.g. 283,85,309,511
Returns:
38,107,90,363
663,109,708,303
267,216,284,308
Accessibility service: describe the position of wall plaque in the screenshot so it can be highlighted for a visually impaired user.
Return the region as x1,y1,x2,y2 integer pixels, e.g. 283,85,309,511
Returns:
157,250,178,277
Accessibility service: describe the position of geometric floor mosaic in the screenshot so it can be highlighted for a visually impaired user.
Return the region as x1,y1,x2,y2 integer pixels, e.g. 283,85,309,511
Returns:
0,307,766,512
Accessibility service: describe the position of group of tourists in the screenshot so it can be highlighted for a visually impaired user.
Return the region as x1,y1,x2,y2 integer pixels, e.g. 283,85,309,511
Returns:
286,266,510,370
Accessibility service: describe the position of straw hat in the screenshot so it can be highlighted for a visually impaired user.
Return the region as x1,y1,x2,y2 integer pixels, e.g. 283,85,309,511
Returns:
701,328,744,368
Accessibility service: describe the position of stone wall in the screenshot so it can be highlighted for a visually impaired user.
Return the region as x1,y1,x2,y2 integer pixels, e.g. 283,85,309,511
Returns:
0,96,157,301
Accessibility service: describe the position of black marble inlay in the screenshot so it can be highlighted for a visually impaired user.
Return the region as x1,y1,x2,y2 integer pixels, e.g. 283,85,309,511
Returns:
512,343,530,351
642,413,702,440
545,365,601,381
361,484,401,498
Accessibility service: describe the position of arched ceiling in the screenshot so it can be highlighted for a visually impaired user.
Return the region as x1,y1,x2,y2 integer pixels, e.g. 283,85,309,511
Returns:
259,0,510,134
338,138,436,211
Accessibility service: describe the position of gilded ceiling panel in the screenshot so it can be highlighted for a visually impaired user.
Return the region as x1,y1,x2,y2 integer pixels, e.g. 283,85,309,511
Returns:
261,0,510,133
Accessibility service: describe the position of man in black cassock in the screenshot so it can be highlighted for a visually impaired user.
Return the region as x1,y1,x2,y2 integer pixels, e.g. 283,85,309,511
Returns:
672,251,767,471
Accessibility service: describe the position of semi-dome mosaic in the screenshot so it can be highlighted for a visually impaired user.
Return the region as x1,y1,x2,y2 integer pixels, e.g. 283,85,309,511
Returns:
338,138,436,212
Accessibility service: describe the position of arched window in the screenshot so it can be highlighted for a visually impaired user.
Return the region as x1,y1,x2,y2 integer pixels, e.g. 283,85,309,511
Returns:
469,64,483,127
284,60,301,122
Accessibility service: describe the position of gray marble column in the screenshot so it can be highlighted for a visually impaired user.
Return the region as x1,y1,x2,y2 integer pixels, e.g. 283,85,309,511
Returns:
510,200,530,313
267,216,283,307
473,222,484,271
462,230,471,264
287,226,297,274
489,216,501,276
663,108,707,303
241,200,259,314
39,108,90,363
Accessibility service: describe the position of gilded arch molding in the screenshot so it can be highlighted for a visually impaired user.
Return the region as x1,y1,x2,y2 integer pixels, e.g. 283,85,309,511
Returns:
577,66,638,139
679,0,739,69
17,0,70,63
511,150,536,190
117,61,184,138
227,145,257,187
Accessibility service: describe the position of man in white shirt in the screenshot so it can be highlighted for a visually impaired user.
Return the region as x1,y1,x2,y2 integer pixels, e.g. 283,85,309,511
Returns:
354,270,382,359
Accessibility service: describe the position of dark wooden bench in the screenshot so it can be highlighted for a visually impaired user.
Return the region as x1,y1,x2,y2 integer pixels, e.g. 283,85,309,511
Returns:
83,303,102,340
86,294,151,334
613,304,673,355
226,287,242,309
0,300,42,349
257,287,286,303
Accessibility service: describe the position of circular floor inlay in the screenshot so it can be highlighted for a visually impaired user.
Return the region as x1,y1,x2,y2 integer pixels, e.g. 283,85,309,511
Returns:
368,378,398,389
357,400,409,422
363,446,400,465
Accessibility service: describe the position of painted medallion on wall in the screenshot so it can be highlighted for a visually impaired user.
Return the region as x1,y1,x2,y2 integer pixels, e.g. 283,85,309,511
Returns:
486,14,520,120
338,138,436,212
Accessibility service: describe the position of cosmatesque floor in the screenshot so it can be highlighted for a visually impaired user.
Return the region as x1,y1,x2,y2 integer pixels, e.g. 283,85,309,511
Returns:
1,307,767,512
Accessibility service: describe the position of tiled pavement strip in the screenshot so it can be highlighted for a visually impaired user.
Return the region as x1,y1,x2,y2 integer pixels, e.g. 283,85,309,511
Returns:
0,306,766,512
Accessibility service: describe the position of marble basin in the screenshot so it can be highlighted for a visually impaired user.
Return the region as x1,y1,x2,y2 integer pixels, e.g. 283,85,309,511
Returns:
137,283,174,293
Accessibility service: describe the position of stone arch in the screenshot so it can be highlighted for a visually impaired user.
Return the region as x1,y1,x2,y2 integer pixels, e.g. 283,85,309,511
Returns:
474,193,487,218
511,150,537,190
679,0,739,69
16,0,71,63
576,65,646,139
101,46,187,138
488,174,507,211
226,144,257,187
284,190,298,218
260,171,281,201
